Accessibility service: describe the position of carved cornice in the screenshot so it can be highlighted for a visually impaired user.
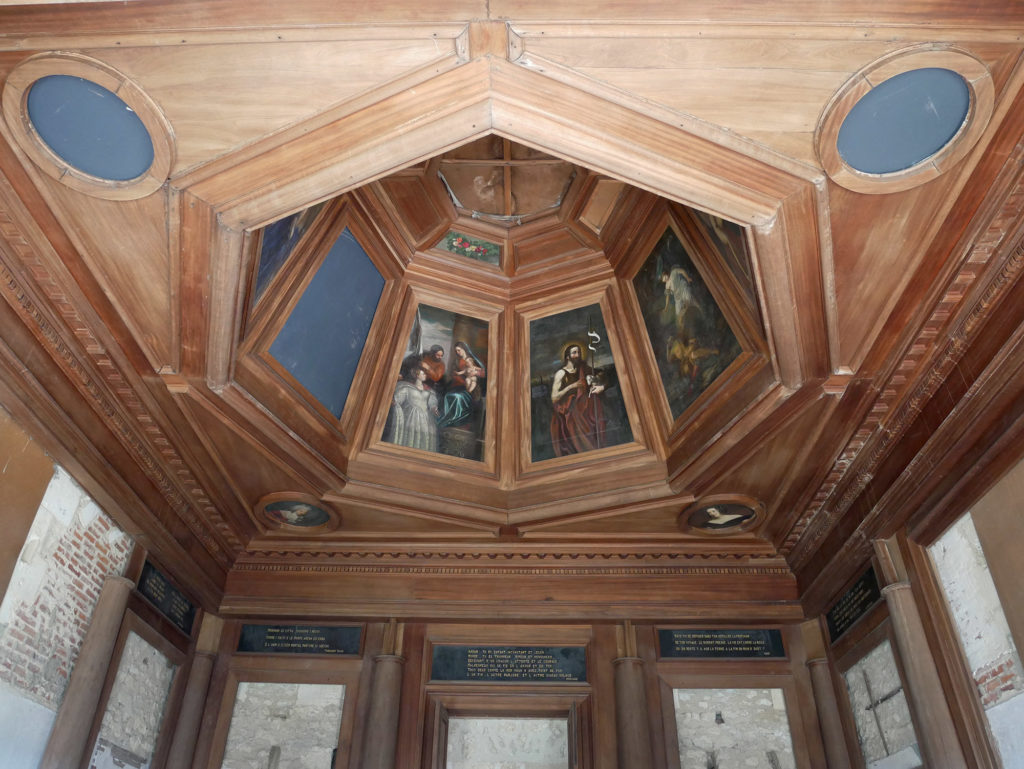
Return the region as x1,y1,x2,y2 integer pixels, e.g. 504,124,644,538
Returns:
0,173,242,564
236,563,793,576
235,549,791,576
783,144,1024,565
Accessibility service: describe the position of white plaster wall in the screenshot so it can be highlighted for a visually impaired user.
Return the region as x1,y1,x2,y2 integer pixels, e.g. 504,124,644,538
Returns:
445,717,568,769
930,512,1024,768
672,688,796,769
842,640,920,769
0,683,57,768
221,682,345,769
985,691,1024,765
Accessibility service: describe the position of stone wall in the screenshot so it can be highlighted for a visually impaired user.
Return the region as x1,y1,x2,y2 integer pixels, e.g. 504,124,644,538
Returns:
930,512,1024,766
446,717,568,769
842,640,921,769
87,631,178,769
672,688,796,769
221,682,345,769
0,466,134,768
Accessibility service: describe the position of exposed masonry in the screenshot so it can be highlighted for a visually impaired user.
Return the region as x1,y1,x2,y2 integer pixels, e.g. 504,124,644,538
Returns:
447,717,568,769
842,640,921,768
976,654,1024,709
91,631,177,765
673,688,796,769
221,682,345,769
0,467,133,710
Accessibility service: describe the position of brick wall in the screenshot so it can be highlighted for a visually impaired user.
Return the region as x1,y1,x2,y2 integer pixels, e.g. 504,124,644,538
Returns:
975,652,1024,709
0,467,133,710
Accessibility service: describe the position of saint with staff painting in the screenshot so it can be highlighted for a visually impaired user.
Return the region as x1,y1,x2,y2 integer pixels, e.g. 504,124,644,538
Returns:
549,340,607,456
529,305,632,462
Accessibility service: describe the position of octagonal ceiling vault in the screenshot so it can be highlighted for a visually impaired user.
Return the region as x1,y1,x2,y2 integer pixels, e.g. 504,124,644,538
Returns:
168,52,833,560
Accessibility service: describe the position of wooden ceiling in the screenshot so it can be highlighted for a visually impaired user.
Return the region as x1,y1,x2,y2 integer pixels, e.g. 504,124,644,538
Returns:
1,0,1023,622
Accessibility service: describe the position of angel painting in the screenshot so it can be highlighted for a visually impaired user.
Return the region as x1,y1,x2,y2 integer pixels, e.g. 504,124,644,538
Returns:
633,227,743,418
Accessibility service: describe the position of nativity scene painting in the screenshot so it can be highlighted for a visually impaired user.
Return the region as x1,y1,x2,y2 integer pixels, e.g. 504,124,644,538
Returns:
381,304,488,461
529,304,633,462
633,227,743,420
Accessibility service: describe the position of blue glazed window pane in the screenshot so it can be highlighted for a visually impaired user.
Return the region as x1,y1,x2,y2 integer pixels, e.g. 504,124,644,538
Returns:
838,68,970,175
27,75,154,181
269,228,385,419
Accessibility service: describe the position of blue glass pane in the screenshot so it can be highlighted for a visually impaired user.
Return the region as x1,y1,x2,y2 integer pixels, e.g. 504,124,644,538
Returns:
269,229,385,418
27,75,154,181
838,68,970,175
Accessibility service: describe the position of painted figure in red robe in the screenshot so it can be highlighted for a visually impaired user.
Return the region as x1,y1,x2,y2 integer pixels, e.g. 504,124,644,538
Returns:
549,344,607,456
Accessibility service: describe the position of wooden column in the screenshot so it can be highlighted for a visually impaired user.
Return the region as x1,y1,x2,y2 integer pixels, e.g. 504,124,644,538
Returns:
39,575,133,769
613,622,654,769
883,582,968,769
807,659,853,769
165,615,223,769
356,622,405,769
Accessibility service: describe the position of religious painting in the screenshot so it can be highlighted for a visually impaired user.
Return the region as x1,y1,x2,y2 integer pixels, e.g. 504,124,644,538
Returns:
633,227,743,420
265,500,331,527
693,210,756,309
681,500,760,535
257,493,339,532
529,304,633,462
254,201,326,301
382,304,488,461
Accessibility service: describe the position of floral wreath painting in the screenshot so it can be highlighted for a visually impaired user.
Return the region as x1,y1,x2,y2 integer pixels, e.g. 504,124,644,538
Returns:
435,230,502,266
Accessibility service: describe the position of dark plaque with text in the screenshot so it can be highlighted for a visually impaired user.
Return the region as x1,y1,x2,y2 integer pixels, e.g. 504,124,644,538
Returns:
237,624,362,655
658,628,785,659
431,645,587,683
138,561,196,635
826,567,882,642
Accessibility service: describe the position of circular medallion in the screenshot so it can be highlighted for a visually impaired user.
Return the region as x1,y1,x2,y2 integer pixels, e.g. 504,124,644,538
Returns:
256,493,340,533
680,496,763,536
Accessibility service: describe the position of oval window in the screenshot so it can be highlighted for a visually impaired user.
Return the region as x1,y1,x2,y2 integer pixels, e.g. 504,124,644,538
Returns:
837,67,970,175
27,74,155,181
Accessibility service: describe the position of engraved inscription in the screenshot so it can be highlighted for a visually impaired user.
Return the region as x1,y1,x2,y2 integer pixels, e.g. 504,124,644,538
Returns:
138,561,196,635
658,629,785,659
237,625,361,655
431,646,587,682
826,567,882,642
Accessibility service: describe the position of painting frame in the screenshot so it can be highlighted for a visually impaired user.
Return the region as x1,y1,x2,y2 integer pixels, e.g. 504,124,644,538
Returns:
256,492,341,534
523,289,637,466
629,216,745,422
374,286,502,469
678,495,763,537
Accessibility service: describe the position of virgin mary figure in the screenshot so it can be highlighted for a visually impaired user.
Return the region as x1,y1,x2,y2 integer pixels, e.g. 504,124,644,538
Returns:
438,341,485,428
